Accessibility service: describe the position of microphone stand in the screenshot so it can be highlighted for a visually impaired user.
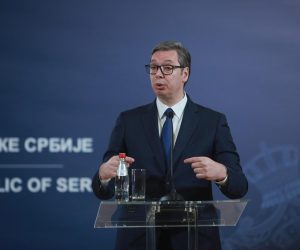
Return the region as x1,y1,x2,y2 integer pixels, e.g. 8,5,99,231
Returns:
159,112,184,202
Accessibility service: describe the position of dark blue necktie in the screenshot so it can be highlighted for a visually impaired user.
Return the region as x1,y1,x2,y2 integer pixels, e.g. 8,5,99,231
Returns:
161,108,174,167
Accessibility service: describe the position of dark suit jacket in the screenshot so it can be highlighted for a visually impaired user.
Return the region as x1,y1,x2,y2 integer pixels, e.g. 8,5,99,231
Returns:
92,97,248,249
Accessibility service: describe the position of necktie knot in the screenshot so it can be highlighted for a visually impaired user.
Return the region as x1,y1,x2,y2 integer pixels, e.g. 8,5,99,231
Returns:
164,108,174,119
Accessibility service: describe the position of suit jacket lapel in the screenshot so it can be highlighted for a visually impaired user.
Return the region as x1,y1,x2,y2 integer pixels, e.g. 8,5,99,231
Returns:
173,98,201,169
141,101,166,171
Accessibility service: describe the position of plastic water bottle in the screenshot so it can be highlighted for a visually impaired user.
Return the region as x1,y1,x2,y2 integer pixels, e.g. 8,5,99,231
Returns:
115,153,129,201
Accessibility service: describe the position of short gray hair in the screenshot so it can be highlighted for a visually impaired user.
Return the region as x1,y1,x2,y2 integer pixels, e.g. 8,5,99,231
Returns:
151,41,191,70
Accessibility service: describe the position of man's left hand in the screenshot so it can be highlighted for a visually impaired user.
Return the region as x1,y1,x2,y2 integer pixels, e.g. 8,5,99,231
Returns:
184,156,227,181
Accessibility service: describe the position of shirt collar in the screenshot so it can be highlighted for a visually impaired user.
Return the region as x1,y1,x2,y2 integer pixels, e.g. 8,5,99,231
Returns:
156,93,187,119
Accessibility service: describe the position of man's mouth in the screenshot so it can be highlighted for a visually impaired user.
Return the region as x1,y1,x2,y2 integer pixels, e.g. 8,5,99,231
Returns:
155,82,165,86
155,83,165,89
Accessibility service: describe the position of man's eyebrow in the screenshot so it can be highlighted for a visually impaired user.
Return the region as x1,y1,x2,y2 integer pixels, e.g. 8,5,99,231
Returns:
150,59,175,64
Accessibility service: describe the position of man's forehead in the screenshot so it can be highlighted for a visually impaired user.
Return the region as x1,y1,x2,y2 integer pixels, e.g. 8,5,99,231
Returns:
151,50,178,62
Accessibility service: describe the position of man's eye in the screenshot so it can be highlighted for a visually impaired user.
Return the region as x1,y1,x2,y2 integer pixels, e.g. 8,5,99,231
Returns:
163,66,173,71
150,65,158,70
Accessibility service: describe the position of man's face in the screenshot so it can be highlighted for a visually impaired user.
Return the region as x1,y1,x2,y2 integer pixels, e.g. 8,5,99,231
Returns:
150,50,189,105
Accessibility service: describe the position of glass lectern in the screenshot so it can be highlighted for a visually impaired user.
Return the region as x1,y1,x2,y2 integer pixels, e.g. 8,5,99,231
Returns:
94,200,247,250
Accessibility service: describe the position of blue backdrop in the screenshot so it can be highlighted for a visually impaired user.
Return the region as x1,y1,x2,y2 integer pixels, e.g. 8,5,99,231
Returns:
1,0,300,249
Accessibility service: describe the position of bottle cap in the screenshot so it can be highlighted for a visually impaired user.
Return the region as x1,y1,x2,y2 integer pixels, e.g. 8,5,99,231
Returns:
119,153,126,159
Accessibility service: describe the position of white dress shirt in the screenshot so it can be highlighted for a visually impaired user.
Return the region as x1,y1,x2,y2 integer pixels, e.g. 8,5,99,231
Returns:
156,93,188,145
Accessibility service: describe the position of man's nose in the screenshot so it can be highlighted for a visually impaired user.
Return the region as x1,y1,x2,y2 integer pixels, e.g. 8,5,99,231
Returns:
154,67,164,77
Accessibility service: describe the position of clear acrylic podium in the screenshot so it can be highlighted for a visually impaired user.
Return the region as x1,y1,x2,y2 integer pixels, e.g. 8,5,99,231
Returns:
94,200,247,250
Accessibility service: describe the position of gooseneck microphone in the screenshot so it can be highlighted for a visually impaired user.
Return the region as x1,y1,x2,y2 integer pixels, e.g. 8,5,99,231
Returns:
159,108,184,202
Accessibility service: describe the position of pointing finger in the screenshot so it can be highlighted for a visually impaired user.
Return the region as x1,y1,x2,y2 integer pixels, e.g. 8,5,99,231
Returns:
184,157,205,164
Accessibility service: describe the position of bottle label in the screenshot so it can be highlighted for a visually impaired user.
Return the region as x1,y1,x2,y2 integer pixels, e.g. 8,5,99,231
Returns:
117,168,127,176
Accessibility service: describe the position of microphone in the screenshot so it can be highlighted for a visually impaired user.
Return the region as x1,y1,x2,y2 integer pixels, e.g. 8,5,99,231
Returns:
159,109,184,202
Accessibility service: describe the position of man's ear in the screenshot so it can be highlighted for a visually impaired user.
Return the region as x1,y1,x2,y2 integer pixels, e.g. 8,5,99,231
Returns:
182,67,190,83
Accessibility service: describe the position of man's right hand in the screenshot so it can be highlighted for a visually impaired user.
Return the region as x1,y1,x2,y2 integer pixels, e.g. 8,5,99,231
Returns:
98,155,135,181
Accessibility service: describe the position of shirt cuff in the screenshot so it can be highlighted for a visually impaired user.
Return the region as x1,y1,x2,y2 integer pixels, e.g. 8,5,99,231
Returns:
215,175,228,186
99,176,111,187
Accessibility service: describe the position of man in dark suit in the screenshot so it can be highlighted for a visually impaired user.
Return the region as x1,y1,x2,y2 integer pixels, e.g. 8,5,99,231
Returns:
92,41,248,250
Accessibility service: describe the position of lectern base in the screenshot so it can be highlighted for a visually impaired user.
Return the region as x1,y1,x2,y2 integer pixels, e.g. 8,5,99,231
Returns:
146,203,197,250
